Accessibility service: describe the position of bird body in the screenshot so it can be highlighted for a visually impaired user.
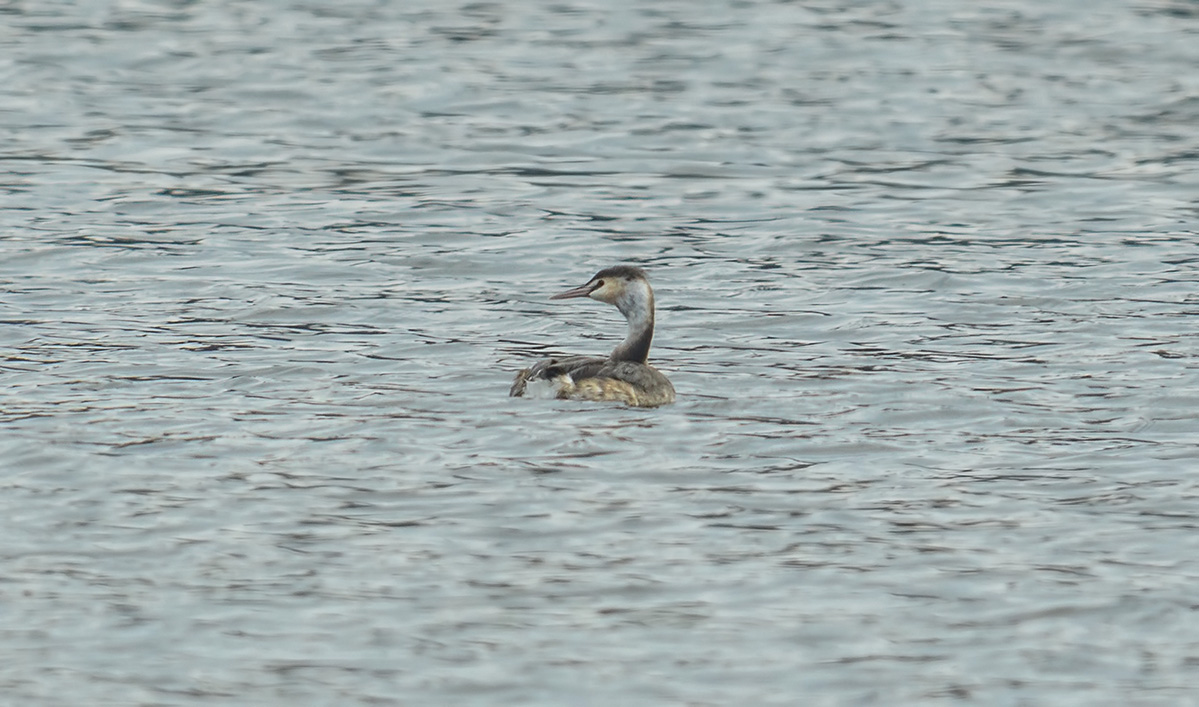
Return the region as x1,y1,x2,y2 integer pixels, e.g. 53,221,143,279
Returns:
510,266,675,407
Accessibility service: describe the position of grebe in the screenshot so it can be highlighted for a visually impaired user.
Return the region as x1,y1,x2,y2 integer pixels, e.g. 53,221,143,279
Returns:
510,266,675,407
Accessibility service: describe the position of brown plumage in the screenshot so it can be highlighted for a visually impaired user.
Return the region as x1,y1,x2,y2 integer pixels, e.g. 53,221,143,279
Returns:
510,266,675,407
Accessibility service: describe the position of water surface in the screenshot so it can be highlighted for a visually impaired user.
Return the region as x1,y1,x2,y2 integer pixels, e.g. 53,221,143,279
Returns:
3,0,1199,704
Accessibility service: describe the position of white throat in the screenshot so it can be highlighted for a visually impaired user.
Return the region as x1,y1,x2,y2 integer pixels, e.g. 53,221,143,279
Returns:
609,280,655,363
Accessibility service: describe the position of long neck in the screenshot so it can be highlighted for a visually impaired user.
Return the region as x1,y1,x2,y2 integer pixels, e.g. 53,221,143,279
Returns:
609,284,654,363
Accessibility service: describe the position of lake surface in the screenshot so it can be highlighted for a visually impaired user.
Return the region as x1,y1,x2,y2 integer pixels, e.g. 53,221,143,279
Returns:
3,0,1199,704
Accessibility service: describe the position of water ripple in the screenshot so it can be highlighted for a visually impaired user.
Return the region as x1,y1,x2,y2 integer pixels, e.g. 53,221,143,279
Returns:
3,0,1199,704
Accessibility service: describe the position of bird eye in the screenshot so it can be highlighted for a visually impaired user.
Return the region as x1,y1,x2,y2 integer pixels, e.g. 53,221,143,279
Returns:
595,279,605,288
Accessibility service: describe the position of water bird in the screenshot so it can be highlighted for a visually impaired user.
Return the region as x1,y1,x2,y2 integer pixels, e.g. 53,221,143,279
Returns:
510,266,675,407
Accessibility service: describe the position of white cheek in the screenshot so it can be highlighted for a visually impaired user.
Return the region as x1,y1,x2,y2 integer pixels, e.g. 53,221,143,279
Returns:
591,282,622,302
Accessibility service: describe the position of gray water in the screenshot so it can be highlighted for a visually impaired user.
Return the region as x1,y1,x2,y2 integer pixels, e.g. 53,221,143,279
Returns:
3,0,1199,704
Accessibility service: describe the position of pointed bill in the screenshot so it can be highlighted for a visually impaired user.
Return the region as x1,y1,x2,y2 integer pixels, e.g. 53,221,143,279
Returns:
550,280,600,300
